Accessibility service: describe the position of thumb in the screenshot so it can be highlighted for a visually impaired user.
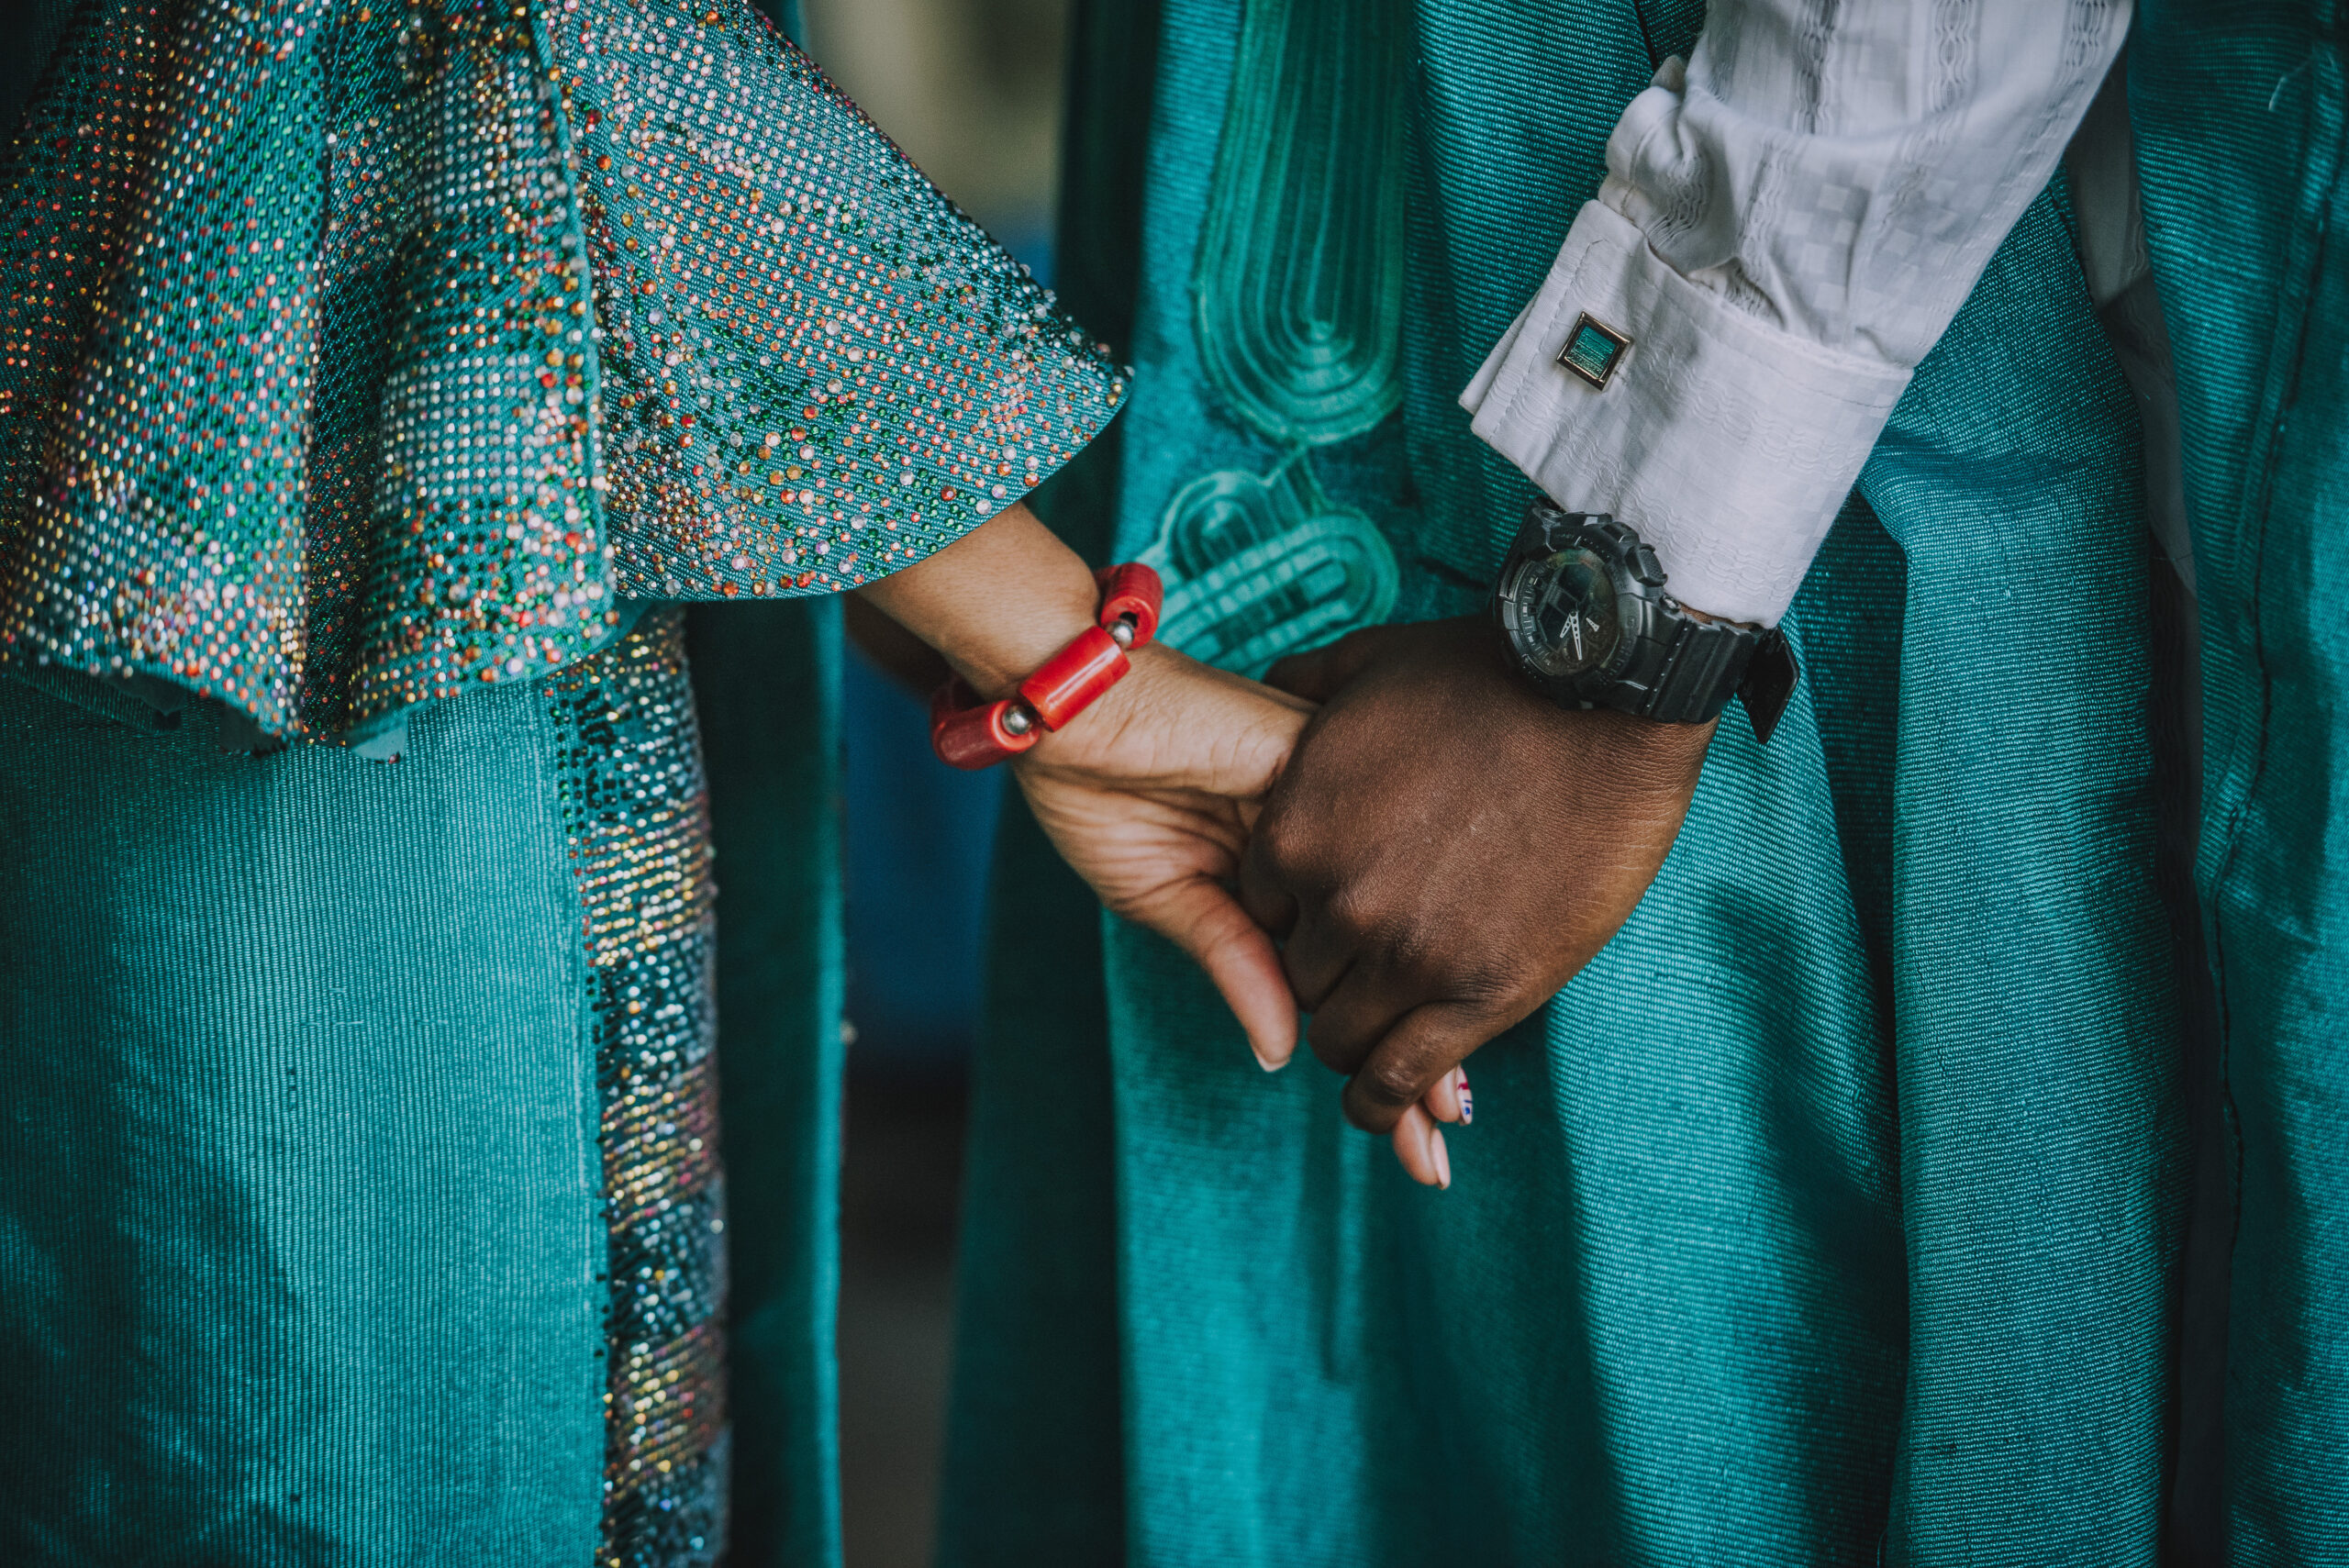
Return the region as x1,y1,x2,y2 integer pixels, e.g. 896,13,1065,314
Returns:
1130,875,1299,1071
1264,624,1405,702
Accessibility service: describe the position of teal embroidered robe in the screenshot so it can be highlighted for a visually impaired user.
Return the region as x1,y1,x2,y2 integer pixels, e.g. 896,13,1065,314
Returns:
938,1,2282,1562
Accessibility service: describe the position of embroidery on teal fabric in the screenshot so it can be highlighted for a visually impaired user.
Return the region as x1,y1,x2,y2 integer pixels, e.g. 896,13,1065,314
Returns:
1190,0,1408,445
1141,0,1409,675
1139,450,1397,675
0,0,1126,742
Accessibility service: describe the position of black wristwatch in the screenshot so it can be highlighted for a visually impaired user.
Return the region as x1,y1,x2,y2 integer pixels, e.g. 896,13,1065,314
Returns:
1491,499,1798,742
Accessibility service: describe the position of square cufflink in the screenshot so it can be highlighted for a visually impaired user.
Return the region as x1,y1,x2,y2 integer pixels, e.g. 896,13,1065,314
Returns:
1557,312,1631,390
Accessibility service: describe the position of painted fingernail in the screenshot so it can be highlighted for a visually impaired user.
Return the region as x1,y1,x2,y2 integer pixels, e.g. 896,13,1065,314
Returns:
1430,1127,1452,1190
1456,1070,1473,1126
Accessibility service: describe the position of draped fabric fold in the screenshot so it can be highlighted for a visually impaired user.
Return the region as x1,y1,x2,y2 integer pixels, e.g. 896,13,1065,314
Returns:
0,0,1125,740
2133,2,2349,1557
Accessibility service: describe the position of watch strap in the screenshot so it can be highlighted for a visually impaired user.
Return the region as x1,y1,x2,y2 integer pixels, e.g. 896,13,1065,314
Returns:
1736,628,1798,743
1639,617,1759,726
1637,618,1797,741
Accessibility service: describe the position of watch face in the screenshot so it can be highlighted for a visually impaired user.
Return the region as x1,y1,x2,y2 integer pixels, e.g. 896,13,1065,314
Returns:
1512,546,1620,679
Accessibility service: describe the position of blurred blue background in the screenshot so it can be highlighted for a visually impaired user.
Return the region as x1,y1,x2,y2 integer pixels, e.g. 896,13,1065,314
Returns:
808,0,1063,1084
841,653,1008,1077
791,2,1073,1562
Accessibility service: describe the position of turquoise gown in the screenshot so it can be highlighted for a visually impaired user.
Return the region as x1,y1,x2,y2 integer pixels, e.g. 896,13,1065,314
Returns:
939,0,2346,1562
0,1,1121,1562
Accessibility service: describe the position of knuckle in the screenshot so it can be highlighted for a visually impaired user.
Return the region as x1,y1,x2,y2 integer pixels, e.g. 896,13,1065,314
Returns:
1254,811,1315,878
1453,956,1535,1013
1308,1028,1368,1078
1323,883,1389,945
1385,922,1459,987
1356,1055,1424,1111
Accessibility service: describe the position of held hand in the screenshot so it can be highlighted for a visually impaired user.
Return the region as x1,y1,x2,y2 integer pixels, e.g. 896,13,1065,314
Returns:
1015,644,1314,1071
850,506,1316,1071
1242,617,1714,1185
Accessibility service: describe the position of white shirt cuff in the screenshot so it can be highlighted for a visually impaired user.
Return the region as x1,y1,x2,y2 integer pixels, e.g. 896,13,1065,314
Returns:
1461,199,1911,626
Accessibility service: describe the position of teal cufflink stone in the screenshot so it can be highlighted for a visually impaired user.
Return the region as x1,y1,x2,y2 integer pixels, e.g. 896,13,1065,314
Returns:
1558,312,1631,389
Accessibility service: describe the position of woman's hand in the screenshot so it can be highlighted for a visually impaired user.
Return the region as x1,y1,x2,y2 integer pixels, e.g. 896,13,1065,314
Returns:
1022,661,1464,1185
854,502,1461,1181
1014,645,1311,1072
857,504,1315,1064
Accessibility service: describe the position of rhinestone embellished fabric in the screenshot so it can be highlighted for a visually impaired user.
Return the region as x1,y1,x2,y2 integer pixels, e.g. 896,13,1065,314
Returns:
0,0,1125,740
0,7,1120,1556
546,605,731,1568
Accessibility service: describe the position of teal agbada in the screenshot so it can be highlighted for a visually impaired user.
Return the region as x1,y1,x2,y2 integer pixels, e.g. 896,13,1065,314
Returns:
2134,4,2349,1559
941,0,2343,1562
0,0,1119,1562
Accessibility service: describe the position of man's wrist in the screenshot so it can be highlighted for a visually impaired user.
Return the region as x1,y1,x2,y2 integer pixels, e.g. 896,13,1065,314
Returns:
1461,199,1905,628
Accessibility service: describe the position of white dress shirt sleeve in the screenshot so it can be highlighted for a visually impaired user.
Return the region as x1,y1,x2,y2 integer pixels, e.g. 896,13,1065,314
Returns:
1462,3,2132,626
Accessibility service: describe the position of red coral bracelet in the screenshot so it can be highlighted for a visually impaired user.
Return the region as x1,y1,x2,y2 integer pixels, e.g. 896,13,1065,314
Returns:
929,563,1165,770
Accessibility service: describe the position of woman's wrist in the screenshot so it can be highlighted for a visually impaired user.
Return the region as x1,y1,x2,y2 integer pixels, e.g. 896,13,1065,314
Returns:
933,540,1099,699
851,503,1102,699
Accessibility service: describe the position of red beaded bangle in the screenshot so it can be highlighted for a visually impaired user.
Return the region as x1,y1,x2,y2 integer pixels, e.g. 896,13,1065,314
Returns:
929,563,1166,770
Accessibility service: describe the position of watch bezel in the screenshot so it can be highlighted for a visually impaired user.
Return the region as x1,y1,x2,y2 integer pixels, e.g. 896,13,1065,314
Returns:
1494,511,1657,705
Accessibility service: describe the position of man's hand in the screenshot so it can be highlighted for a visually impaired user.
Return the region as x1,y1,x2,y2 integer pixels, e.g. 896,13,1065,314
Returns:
1241,617,1714,1184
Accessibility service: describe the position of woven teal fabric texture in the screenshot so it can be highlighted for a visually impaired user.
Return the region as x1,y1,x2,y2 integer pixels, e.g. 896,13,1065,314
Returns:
0,607,856,1567
2134,2,2349,1559
0,672,608,1562
945,1,2182,1562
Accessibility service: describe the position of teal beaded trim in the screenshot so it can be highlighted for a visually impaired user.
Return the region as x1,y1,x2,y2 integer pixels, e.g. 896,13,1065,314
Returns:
544,606,730,1568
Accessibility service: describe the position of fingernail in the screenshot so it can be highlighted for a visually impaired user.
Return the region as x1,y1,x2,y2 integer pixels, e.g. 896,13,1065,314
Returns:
1456,1070,1473,1126
1430,1127,1452,1190
1252,1046,1286,1073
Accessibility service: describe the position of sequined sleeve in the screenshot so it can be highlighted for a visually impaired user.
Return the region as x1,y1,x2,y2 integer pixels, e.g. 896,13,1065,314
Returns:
0,0,1127,742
